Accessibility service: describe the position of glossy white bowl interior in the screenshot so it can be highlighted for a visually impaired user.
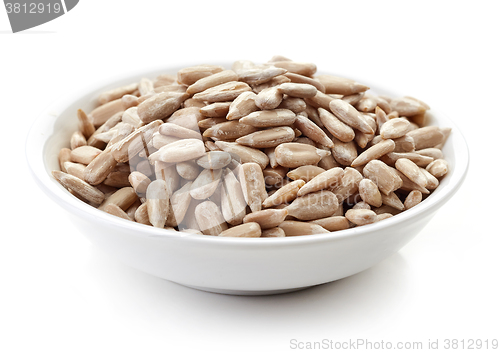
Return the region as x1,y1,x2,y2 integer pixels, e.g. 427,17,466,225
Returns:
26,63,469,295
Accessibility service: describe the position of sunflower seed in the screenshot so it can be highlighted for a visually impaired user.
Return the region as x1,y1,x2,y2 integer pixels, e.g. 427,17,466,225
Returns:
261,227,286,237
159,123,202,140
134,203,151,225
70,146,102,165
146,180,170,228
221,169,247,225
279,221,329,236
404,190,422,210
226,91,258,120
186,70,238,95
283,72,325,93
190,168,222,200
331,137,357,166
238,67,288,85
218,222,261,238
309,216,349,232
381,151,434,168
390,97,427,117
426,159,449,178
192,81,252,102
195,151,231,169
345,209,377,226
287,165,326,182
274,142,330,168
77,109,96,139
352,201,371,210
238,109,296,127
167,107,205,131
199,102,230,119
330,167,363,203
396,170,430,194
355,96,377,112
64,162,86,180
242,208,288,230
420,167,439,190
317,107,355,143
263,166,288,187
395,158,428,188
214,141,269,169
177,65,224,86
149,138,205,164
381,192,404,211
104,203,132,221
286,190,339,220
137,92,188,124
363,160,402,196
98,187,138,211
195,201,228,236
380,117,412,139
111,120,161,163
304,91,335,111
272,61,316,76
236,127,295,148
203,121,258,140
358,178,383,207
239,163,268,213
293,114,334,148
315,75,369,95
297,167,344,196
52,170,105,205
165,181,192,227
255,86,283,110
277,82,318,99
415,148,443,160
329,99,374,134
98,83,138,105
262,179,305,208
128,171,151,195
176,160,200,181
351,139,395,167
89,99,124,127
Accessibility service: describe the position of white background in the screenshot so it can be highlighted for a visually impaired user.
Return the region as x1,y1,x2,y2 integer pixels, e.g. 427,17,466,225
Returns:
1,1,499,352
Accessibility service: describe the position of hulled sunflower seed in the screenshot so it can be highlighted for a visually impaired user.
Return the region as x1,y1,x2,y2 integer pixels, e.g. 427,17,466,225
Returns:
315,75,369,95
221,169,247,225
238,109,296,127
279,221,329,236
177,65,224,86
395,158,428,188
262,179,305,208
238,67,288,85
70,146,102,165
190,168,222,200
415,148,443,160
283,72,325,93
111,120,161,163
165,181,192,227
261,227,286,237
296,167,344,196
404,190,422,210
98,187,138,211
149,138,205,164
64,162,86,180
363,160,402,196
58,148,72,173
293,114,334,148
381,192,405,211
52,170,105,205
236,126,295,148
203,121,258,140
426,159,449,178
406,126,445,150
98,83,138,105
358,178,383,207
310,216,349,232
389,97,427,117
277,96,307,113
159,123,202,140
226,91,258,120
219,222,262,238
176,160,200,181
89,99,124,127
274,142,330,168
396,170,430,194
214,141,269,169
351,139,395,167
330,167,363,203
380,117,412,139
242,208,288,229
196,151,232,169
329,99,374,134
255,86,284,110
287,165,326,182
331,137,357,166
199,102,231,118
186,70,238,95
128,171,151,195
345,209,377,226
146,180,169,228
239,162,268,213
277,82,318,98
137,92,188,124
193,81,252,102
195,200,228,236
420,167,439,190
317,107,355,143
77,109,95,139
286,190,339,220
272,61,316,76
104,203,133,221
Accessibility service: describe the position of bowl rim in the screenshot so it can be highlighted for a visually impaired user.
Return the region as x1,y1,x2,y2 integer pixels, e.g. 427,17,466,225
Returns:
25,62,470,247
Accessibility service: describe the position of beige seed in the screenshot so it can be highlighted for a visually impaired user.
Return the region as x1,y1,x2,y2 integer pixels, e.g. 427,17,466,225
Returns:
277,82,318,99
381,152,434,168
329,99,374,134
138,78,154,96
375,106,389,134
406,126,445,150
221,170,247,225
203,121,258,140
128,171,151,195
317,108,355,143
415,148,443,160
199,102,231,118
272,61,316,77
331,137,357,166
283,72,325,93
186,70,238,95
381,192,405,211
376,213,393,222
97,83,138,105
395,158,428,188
404,190,422,210
341,92,364,106
236,127,295,148
192,81,252,103
345,209,377,226
297,167,344,197
219,222,262,238
82,150,117,185
154,162,180,195
149,138,205,164
312,215,350,232
146,180,169,228
293,114,334,148
165,181,193,227
396,170,430,194
214,141,269,169
380,117,412,139
239,109,297,128
262,179,305,208
190,168,222,200
420,168,439,190
426,159,449,178
64,162,86,180
255,86,283,110
99,187,138,212
263,166,288,187
152,133,181,150
70,146,102,165
363,160,402,196
137,92,188,124
390,97,427,117
304,91,335,111
279,221,329,236
196,151,231,169
195,201,228,236
239,163,268,213
104,203,132,221
286,190,339,221
177,65,224,86
358,178,383,207
226,91,258,120
71,129,92,150
111,120,161,163
330,167,363,203
153,72,178,87
277,96,307,113
351,139,395,167
103,170,131,188
167,107,205,131
251,75,291,93
315,75,369,95
242,209,288,229
76,109,95,140
198,117,227,130
52,170,105,205
159,123,202,140
176,160,200,181
58,148,72,173
392,135,416,153
134,203,151,225
287,165,326,182
87,112,122,149
355,96,377,112
237,67,288,85
261,227,286,237
274,142,330,168
89,99,124,127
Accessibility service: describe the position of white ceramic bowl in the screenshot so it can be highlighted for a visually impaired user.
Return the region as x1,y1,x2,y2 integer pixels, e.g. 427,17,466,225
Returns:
26,64,469,295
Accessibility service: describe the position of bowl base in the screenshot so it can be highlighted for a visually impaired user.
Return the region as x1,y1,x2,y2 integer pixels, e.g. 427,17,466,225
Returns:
174,282,317,296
